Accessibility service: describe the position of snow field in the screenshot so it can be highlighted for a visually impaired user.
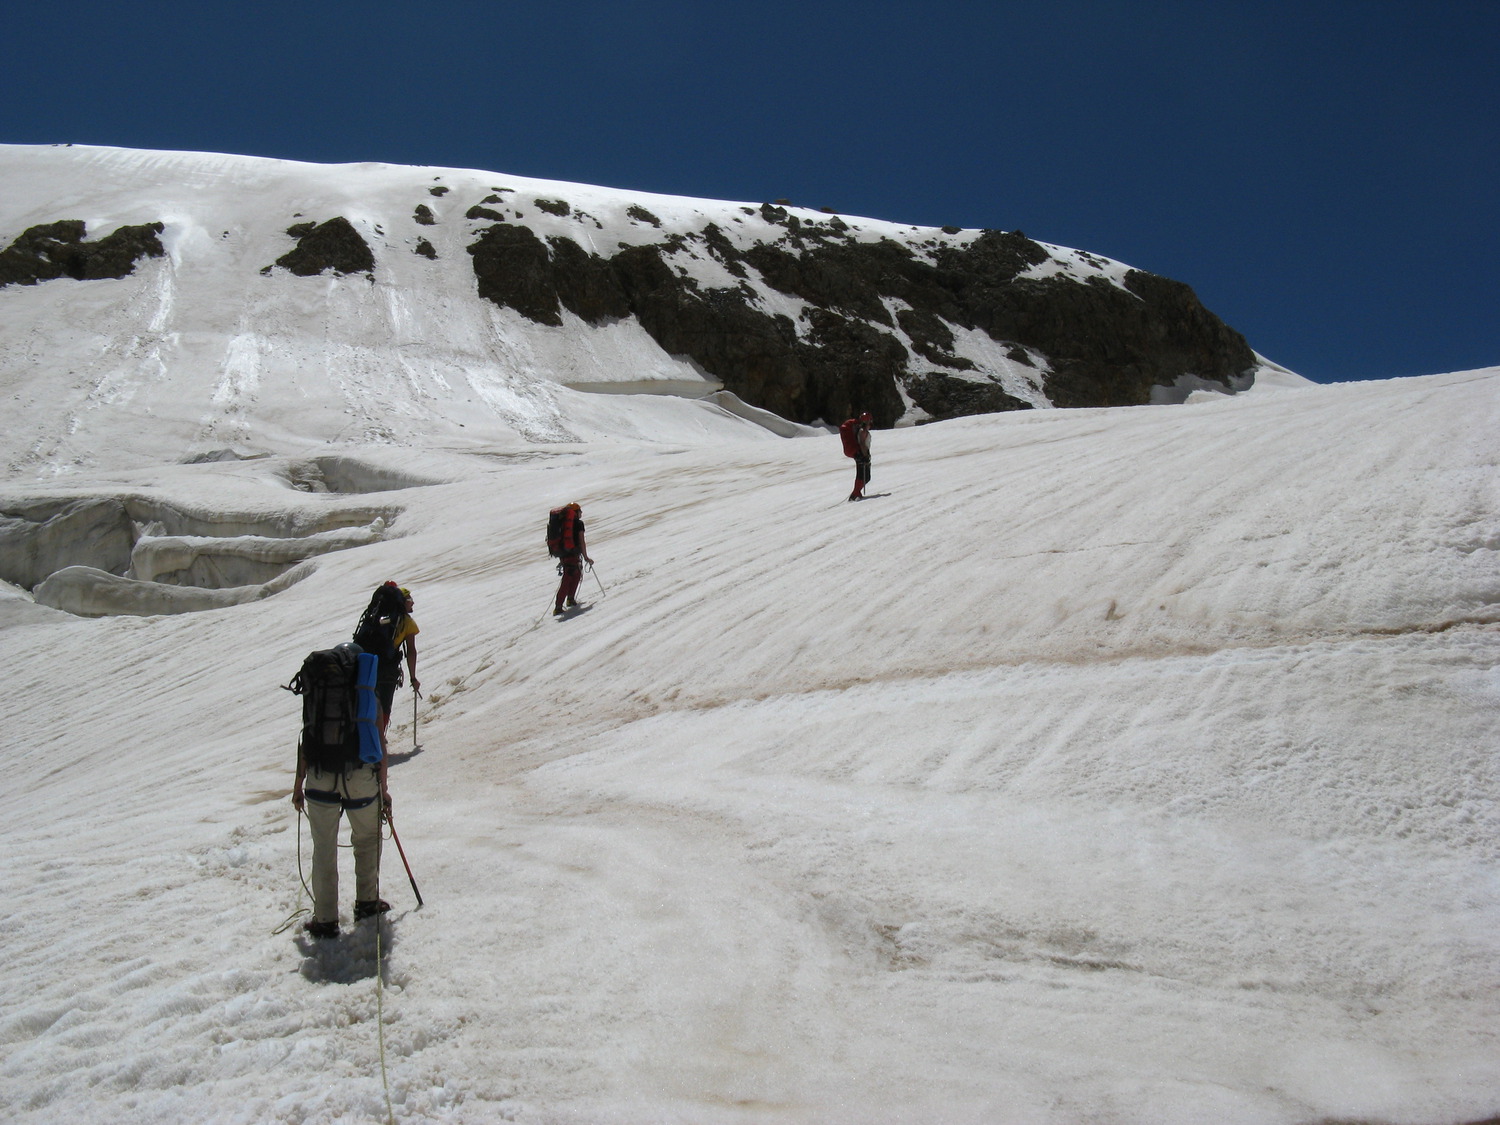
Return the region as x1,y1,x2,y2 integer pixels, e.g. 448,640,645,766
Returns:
6,366,1495,1123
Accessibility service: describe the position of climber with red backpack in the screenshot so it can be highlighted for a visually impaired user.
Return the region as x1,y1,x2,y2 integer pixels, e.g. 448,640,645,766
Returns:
839,412,873,501
546,502,594,615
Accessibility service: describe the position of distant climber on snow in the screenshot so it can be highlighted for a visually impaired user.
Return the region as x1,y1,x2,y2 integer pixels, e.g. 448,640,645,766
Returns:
547,502,594,615
352,581,420,732
840,412,873,501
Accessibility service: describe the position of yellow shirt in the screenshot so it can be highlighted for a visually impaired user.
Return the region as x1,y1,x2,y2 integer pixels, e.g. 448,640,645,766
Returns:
392,615,419,650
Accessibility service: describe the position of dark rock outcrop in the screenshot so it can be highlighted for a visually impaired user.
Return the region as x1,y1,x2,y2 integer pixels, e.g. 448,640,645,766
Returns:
466,223,618,326
270,217,374,278
952,268,1257,408
906,372,1033,422
464,214,1255,425
896,307,976,371
0,220,165,288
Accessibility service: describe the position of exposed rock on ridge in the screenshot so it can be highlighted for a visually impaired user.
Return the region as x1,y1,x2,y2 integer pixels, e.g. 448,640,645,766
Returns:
268,216,375,277
464,211,1256,424
0,149,1260,435
0,220,165,287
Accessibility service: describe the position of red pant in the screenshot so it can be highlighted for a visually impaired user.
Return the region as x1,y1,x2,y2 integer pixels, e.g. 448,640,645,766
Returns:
555,557,582,608
851,456,871,497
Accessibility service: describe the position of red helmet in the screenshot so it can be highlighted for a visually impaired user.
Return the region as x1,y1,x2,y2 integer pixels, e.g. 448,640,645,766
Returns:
860,412,872,422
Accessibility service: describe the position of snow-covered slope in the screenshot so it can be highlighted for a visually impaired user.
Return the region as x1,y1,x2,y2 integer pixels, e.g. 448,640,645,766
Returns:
0,145,823,476
0,325,1494,1125
0,144,1293,481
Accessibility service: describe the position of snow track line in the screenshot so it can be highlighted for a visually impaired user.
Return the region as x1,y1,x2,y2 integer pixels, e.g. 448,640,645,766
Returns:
456,619,1500,745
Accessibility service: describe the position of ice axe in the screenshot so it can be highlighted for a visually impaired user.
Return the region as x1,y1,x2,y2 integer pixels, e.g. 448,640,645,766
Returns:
384,804,423,908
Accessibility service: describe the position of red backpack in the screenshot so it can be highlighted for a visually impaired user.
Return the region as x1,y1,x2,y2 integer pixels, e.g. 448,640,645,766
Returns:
546,505,580,557
838,418,861,457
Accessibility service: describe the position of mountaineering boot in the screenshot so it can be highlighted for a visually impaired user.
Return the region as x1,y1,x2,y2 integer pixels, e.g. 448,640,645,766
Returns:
355,899,391,920
553,604,565,616
304,919,339,939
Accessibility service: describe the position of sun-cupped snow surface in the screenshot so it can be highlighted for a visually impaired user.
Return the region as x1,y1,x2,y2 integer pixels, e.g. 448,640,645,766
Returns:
0,362,1496,1124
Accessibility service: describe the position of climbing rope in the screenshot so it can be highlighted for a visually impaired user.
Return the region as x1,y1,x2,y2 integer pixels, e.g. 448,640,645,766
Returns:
376,910,395,1125
275,806,398,1122
272,807,312,935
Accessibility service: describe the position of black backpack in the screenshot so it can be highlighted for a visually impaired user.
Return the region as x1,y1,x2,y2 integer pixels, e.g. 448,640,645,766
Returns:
352,583,405,663
284,642,364,774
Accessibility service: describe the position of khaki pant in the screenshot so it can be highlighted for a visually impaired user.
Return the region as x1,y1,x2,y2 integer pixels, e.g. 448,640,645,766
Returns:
304,764,382,923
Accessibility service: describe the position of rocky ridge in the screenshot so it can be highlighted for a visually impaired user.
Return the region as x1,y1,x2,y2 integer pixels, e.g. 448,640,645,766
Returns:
0,148,1258,432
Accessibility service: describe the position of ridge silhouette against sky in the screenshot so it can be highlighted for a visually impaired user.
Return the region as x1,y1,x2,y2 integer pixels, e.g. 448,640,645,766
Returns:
4,0,1495,385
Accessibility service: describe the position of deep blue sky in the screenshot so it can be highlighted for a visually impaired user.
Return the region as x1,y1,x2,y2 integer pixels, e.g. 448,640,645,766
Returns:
6,1,1496,383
